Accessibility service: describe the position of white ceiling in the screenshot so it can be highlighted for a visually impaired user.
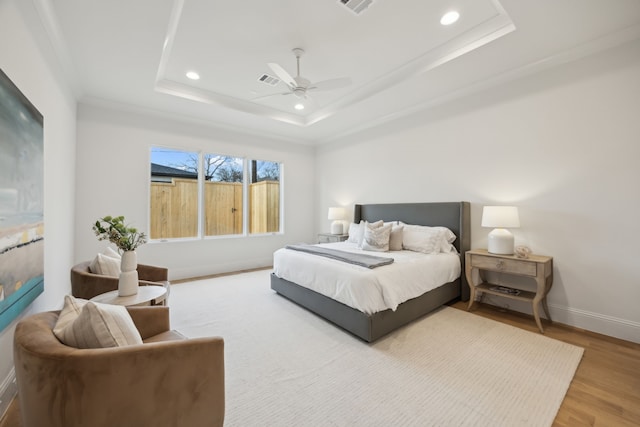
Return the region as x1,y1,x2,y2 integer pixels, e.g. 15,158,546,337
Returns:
38,0,640,144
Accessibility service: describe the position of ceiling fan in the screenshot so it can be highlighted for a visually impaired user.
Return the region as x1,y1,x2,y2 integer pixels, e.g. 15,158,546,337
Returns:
255,48,352,107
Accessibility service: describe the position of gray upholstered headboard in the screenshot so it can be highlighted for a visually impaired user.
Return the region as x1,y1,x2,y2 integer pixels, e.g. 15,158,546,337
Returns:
354,202,471,300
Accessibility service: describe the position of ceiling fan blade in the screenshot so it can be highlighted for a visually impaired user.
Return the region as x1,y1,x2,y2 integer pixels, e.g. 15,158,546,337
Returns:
268,63,296,89
308,77,352,92
251,91,293,101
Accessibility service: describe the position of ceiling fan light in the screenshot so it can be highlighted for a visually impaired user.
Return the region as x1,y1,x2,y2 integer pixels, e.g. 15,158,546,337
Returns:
440,11,459,26
186,71,200,80
294,103,305,110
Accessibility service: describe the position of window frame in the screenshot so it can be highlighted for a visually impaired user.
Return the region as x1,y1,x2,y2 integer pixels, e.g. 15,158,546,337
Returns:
148,147,283,242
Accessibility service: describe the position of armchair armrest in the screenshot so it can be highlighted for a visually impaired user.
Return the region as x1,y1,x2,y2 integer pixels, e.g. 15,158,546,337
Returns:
70,263,119,299
126,306,170,340
137,264,169,282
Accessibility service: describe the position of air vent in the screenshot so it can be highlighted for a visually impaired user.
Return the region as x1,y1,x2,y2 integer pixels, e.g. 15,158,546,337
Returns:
258,74,280,86
339,0,373,15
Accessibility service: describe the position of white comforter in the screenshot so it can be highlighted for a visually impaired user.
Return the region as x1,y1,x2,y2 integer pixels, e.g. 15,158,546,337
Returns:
272,242,461,314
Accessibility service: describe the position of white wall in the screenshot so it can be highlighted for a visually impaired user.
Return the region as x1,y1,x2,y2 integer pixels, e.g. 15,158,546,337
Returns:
75,103,316,280
0,0,77,412
316,40,640,343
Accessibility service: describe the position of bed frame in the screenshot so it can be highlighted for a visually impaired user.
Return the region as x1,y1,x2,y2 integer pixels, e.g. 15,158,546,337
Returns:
271,202,471,342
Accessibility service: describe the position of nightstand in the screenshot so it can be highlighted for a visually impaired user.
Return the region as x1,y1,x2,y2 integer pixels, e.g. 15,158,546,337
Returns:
317,233,349,243
465,248,553,333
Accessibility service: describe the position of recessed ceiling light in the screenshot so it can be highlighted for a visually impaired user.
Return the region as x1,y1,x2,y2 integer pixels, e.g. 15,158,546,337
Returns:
186,71,200,80
440,11,459,26
294,103,305,110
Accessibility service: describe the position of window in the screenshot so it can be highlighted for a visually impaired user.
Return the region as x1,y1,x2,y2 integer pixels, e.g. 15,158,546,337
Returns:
204,154,243,237
249,160,280,234
150,148,199,239
149,147,282,240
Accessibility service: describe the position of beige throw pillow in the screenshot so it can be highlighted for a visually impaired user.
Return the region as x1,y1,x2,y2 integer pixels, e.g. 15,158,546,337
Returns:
361,223,392,252
53,295,89,340
389,225,404,251
89,247,122,277
56,300,143,349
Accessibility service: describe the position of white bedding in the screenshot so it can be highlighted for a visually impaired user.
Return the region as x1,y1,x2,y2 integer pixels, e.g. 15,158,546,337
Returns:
272,241,461,314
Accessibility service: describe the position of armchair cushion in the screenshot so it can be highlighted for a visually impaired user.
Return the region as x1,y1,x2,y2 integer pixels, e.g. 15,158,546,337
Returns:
55,298,143,349
52,295,88,339
89,247,122,276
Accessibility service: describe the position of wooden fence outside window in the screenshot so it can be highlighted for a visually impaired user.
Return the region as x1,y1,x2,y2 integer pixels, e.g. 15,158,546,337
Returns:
150,179,279,238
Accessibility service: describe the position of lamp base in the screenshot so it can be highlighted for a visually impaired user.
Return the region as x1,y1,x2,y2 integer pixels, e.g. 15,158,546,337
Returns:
487,228,515,255
331,221,343,235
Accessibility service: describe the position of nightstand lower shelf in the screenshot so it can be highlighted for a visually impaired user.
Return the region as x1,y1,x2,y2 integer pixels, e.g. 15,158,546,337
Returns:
475,283,536,303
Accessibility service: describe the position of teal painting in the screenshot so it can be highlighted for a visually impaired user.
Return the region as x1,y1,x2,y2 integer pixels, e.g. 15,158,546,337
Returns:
0,69,44,332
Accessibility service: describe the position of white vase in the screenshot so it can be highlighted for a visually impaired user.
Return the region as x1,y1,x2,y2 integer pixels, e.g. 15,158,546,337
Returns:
118,250,139,296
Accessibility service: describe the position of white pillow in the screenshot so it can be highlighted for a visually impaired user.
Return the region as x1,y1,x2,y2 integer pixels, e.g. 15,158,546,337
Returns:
104,247,121,259
56,300,143,349
89,247,122,277
53,295,89,340
346,221,363,244
361,223,392,252
389,224,404,251
401,224,456,254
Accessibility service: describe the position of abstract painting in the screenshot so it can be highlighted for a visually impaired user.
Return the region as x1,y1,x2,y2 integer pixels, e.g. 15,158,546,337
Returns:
0,69,44,332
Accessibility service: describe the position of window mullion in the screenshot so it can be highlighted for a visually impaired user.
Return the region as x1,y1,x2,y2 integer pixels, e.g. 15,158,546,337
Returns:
198,151,204,239
243,158,249,235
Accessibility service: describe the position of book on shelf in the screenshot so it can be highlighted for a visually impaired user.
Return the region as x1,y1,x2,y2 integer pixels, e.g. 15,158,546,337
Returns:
489,286,521,296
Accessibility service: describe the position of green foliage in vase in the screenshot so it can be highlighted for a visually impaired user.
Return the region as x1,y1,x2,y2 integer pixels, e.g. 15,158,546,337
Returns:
93,215,147,252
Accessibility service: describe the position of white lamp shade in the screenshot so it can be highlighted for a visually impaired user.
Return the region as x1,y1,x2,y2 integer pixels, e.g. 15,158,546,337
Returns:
327,207,345,220
328,207,345,235
481,206,520,228
482,206,520,255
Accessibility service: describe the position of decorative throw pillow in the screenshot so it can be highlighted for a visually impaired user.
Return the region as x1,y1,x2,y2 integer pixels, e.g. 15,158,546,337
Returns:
53,295,89,340
56,301,143,349
357,220,383,248
347,220,384,246
89,247,121,277
388,224,404,251
361,223,392,252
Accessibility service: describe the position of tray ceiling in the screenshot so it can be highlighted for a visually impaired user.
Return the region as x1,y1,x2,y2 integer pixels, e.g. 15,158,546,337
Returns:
37,0,640,143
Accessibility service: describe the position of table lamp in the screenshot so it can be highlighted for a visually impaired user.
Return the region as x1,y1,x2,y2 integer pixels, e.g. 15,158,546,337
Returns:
328,207,345,235
481,206,520,255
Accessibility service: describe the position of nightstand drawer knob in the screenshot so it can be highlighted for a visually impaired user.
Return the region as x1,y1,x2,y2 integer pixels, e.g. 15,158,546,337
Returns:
496,260,505,270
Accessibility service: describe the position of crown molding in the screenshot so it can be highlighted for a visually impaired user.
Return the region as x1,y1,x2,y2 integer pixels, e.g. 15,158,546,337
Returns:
31,0,83,98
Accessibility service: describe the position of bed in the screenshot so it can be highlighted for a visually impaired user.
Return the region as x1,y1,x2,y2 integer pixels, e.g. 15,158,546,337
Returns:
271,202,471,342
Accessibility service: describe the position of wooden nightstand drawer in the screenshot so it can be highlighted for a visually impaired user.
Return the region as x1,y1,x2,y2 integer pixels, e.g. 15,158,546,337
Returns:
470,254,537,276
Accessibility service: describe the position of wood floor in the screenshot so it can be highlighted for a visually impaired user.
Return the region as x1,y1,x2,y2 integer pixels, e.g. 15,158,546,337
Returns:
451,301,640,427
2,301,638,427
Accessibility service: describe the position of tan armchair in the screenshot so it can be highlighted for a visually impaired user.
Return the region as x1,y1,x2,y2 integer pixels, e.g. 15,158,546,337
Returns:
70,261,170,300
13,306,225,427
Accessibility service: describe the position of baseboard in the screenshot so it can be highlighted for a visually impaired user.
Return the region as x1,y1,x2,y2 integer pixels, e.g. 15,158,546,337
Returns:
0,368,17,422
170,257,273,281
481,296,640,343
547,303,640,343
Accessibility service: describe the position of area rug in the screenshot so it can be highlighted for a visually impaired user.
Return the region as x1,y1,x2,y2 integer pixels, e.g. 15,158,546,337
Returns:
169,270,583,427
